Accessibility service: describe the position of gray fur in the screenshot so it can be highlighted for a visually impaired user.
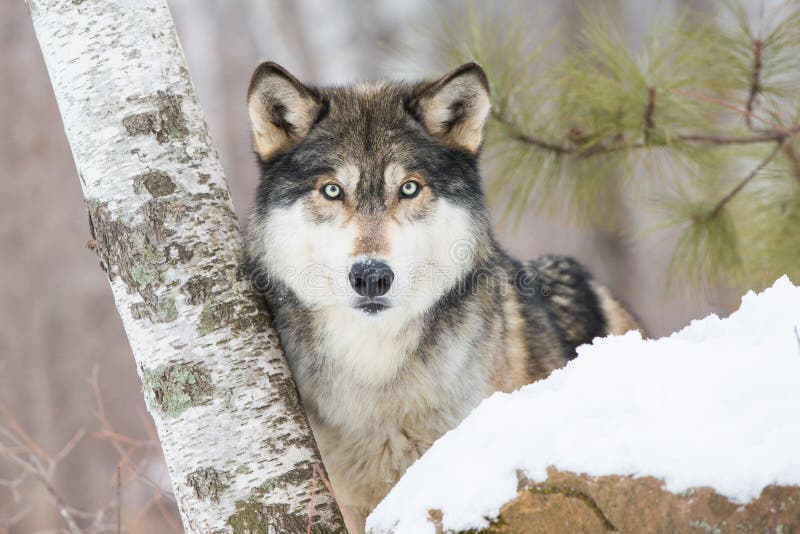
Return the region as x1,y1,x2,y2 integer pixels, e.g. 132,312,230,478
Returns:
245,62,640,531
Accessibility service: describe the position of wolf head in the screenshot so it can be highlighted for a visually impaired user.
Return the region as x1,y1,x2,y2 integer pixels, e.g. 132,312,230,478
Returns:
247,62,492,321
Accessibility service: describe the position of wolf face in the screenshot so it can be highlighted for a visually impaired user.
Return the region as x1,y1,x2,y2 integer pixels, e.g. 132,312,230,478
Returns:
247,63,492,344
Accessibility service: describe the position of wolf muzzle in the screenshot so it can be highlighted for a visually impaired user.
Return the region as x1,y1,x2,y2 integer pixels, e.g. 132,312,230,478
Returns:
349,259,394,300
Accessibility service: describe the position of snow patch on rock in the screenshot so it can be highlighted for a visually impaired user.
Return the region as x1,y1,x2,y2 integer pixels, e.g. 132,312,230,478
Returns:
368,276,800,533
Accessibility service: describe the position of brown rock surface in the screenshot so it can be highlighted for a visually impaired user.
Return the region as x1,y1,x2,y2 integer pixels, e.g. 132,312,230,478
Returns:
427,468,800,533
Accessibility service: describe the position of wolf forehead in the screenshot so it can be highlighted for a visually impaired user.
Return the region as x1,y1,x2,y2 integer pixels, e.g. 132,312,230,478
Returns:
268,83,443,185
246,62,492,208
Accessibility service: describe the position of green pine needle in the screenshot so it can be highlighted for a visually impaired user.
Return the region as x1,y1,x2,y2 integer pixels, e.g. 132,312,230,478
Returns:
420,0,800,293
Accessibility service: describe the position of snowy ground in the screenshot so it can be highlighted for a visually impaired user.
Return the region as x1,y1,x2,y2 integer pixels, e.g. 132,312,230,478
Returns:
367,277,800,533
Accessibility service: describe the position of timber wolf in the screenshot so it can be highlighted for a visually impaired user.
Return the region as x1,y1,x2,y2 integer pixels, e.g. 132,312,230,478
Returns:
245,61,640,531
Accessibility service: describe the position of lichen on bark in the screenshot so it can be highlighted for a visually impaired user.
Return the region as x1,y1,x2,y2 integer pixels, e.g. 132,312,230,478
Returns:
87,199,189,324
199,302,237,335
143,362,213,417
228,501,307,534
228,500,338,534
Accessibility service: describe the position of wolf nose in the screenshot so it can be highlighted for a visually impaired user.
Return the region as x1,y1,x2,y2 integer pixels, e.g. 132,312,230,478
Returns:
349,260,394,298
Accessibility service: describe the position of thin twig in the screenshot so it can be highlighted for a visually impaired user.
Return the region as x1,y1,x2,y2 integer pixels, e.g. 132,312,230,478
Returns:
782,143,800,186
1,452,83,534
746,39,763,131
117,465,122,534
136,407,159,444
644,86,656,143
0,401,48,461
677,132,787,144
88,366,174,501
708,138,788,219
155,497,181,532
0,365,179,532
52,429,85,465
130,491,162,531
0,504,31,528
91,430,146,446
665,88,800,138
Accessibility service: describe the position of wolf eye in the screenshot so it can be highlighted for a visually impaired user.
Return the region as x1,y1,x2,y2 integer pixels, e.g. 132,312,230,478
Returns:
321,183,343,200
399,181,421,199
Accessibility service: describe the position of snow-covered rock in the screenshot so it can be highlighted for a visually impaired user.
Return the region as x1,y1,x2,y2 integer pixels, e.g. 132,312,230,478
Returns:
368,276,800,533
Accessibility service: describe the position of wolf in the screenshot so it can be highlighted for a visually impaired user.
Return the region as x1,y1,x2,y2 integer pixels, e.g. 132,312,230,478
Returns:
245,61,640,532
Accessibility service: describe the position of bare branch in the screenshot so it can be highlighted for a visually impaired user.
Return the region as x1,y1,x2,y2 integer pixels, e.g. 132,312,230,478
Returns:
0,401,48,461
0,450,83,534
87,366,173,501
0,364,183,533
52,429,85,465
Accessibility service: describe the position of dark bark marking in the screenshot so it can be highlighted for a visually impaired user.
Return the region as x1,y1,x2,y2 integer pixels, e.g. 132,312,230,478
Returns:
133,170,176,197
186,467,231,504
122,91,188,144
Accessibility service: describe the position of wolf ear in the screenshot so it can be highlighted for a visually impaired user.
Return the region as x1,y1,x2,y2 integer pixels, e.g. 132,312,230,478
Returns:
247,62,322,161
413,62,491,154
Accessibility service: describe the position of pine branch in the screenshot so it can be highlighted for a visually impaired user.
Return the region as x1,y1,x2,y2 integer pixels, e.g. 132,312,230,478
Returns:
442,0,800,291
708,137,788,220
492,110,567,154
493,107,796,158
677,132,787,144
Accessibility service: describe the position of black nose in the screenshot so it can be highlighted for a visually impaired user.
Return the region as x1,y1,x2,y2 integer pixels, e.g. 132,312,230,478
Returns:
349,260,394,298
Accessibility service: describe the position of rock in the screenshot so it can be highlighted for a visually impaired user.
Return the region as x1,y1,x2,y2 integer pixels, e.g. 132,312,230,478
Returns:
427,468,800,533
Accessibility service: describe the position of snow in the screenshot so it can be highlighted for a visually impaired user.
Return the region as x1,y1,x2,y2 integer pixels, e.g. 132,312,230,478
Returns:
367,276,800,533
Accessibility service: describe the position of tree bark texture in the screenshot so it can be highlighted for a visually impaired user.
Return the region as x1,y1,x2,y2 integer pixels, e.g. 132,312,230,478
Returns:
26,1,345,531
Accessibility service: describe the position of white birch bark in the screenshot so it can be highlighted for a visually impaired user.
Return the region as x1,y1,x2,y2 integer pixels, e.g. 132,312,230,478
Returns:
26,1,345,532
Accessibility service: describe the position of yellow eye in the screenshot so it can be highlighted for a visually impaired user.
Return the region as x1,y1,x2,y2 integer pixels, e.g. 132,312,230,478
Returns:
400,180,421,199
321,183,343,200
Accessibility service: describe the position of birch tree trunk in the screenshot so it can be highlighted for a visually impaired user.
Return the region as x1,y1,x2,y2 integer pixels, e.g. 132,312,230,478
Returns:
26,1,346,531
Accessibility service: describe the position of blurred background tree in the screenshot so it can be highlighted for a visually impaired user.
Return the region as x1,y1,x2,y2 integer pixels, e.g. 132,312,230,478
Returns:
427,0,800,293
